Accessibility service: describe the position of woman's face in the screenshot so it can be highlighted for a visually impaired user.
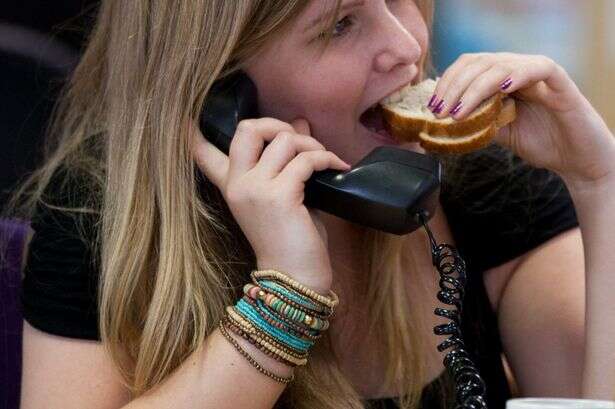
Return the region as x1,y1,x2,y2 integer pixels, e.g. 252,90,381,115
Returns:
243,0,429,165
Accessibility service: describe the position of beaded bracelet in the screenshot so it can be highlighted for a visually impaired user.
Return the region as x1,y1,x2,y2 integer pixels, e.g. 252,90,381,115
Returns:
259,280,325,312
226,306,307,359
234,300,314,352
251,270,339,309
260,290,329,331
218,319,294,384
224,313,307,367
225,312,307,367
226,306,309,366
220,269,338,373
246,281,332,320
245,284,329,331
226,305,308,359
245,282,326,319
244,296,322,341
247,281,330,316
223,317,297,366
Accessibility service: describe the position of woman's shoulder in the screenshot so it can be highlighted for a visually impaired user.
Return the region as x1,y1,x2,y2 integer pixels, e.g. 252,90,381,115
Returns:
439,145,579,273
39,163,102,210
21,163,104,341
30,163,103,235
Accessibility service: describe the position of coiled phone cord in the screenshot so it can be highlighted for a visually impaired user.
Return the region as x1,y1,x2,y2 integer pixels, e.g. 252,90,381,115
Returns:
417,211,488,409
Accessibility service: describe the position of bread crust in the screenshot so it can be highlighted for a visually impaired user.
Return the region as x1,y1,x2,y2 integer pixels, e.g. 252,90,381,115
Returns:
417,97,517,154
418,124,497,154
382,93,504,141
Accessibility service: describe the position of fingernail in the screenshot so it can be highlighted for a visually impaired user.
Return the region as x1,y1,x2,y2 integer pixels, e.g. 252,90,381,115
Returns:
450,100,463,115
500,77,513,90
427,94,437,108
432,99,445,114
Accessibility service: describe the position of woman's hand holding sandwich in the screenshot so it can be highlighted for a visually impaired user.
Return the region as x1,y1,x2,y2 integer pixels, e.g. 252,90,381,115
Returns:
430,52,615,192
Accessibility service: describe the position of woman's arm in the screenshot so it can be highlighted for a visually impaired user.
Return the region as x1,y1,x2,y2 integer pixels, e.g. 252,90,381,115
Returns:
20,321,132,409
21,321,293,409
487,227,585,397
124,326,292,409
565,177,615,398
431,50,615,398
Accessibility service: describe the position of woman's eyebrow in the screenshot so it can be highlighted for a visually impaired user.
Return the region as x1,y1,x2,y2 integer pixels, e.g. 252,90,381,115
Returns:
303,0,365,33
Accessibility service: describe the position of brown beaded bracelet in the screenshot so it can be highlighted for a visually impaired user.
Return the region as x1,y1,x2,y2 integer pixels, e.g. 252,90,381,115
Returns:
248,283,315,316
244,285,330,334
226,306,309,365
224,312,307,362
227,305,309,362
243,295,322,341
218,319,294,384
259,291,330,331
246,281,332,319
247,295,322,340
251,270,339,309
224,318,298,367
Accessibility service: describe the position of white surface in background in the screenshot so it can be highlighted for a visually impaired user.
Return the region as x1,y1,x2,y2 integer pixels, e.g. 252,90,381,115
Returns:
507,398,615,409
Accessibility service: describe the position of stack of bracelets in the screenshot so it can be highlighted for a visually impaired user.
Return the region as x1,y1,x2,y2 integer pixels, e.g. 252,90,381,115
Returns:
219,269,339,384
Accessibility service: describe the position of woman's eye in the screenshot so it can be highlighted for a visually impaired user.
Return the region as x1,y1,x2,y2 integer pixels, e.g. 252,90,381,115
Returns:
318,15,354,40
333,15,354,37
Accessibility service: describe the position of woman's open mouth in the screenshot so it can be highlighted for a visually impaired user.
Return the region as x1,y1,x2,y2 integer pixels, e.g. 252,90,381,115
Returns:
358,105,399,144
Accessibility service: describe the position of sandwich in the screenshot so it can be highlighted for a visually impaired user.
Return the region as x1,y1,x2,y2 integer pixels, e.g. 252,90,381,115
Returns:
377,78,517,154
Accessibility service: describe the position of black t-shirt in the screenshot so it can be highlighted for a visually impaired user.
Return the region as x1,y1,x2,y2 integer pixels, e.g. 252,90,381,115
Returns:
20,146,579,408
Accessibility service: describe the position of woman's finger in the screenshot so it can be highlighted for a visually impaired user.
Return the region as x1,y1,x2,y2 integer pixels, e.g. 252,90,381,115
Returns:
190,122,229,188
435,61,513,119
277,150,349,187
430,53,485,112
255,131,325,178
291,118,311,136
436,62,515,120
228,117,295,180
500,55,580,114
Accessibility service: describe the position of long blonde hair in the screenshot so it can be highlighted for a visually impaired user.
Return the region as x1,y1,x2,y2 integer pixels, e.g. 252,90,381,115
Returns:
7,1,443,407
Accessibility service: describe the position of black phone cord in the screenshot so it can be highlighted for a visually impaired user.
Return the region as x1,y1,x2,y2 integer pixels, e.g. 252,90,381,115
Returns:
417,211,488,409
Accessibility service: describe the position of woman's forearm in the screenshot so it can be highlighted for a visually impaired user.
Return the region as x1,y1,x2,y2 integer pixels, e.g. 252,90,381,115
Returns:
122,326,292,408
565,176,615,398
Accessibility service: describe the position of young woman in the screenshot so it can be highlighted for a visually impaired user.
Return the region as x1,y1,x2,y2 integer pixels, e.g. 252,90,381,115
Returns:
11,0,615,408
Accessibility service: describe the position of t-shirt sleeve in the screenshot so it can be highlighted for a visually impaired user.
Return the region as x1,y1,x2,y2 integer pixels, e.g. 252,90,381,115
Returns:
440,145,580,275
20,169,102,341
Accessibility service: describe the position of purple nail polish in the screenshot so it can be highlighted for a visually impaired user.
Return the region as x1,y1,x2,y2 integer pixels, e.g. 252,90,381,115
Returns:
432,99,445,113
427,94,437,108
500,78,513,90
450,101,463,115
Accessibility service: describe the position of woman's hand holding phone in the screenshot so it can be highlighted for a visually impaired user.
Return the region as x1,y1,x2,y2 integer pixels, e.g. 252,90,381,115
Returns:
192,117,351,294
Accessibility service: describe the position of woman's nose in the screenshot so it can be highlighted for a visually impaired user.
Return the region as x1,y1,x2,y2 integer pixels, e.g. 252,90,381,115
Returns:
373,14,422,73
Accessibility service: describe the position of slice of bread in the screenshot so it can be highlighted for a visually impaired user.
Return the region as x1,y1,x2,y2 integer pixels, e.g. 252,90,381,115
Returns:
417,98,517,154
380,78,516,153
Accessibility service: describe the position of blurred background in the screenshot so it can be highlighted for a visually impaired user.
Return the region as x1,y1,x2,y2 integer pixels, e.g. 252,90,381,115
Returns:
432,0,615,129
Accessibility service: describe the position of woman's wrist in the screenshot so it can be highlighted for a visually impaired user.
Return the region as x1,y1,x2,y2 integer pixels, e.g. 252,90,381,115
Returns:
223,325,295,376
219,266,336,383
561,170,615,205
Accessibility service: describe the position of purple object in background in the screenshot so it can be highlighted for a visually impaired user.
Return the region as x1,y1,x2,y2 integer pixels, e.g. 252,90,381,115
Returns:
0,219,29,409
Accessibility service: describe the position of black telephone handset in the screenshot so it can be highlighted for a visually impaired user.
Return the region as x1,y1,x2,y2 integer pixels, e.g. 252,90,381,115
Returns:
199,70,441,235
199,71,488,408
